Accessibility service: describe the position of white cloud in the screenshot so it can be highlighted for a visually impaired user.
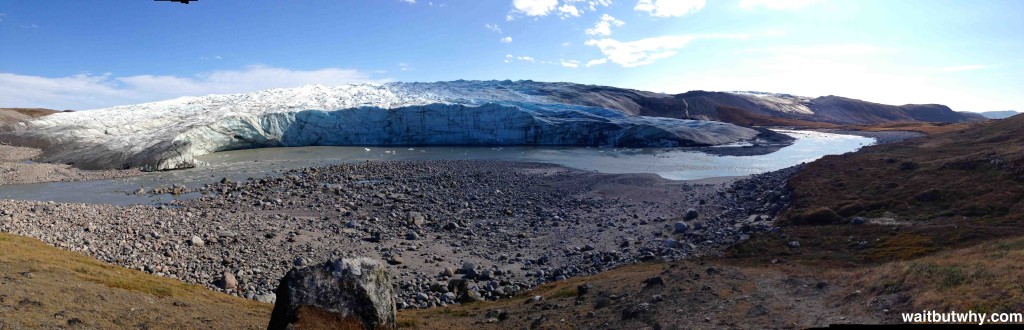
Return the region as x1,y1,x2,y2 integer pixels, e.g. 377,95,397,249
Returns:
485,23,503,34
585,58,608,67
739,0,820,10
586,33,748,67
0,65,372,110
558,4,581,18
564,0,613,12
517,56,536,62
512,0,559,16
561,60,581,68
585,35,695,67
634,0,705,17
398,62,412,71
401,0,416,4
501,36,513,43
939,64,992,72
585,14,625,36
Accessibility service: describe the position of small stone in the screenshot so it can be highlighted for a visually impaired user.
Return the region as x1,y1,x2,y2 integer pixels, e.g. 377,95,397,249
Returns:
788,241,801,248
388,255,404,265
673,222,688,234
255,293,276,304
684,208,699,221
406,212,426,227
218,272,238,290
190,236,205,247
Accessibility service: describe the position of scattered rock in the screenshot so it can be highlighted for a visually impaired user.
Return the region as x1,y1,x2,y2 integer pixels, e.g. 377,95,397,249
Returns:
673,222,688,234
684,208,699,221
268,258,396,330
217,272,238,290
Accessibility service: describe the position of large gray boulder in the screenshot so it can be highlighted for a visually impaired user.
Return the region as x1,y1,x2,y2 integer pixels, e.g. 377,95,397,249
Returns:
268,258,396,330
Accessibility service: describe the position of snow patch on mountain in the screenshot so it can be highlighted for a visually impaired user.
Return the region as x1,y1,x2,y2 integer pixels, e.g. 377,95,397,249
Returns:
728,91,815,115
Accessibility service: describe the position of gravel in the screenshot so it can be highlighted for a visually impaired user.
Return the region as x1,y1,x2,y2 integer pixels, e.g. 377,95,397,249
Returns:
0,160,798,309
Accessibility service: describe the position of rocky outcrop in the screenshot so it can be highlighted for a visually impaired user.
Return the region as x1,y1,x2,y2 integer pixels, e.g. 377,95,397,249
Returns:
268,258,396,330
0,82,785,171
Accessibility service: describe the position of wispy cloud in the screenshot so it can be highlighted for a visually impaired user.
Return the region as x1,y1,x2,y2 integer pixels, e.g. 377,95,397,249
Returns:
557,4,581,18
585,58,607,67
585,14,625,37
485,23,503,34
508,0,610,20
634,0,705,17
0,13,6,23
739,0,821,10
939,64,992,72
500,36,513,43
586,33,748,68
0,65,373,110
560,59,580,68
511,0,559,17
504,54,536,63
400,0,416,4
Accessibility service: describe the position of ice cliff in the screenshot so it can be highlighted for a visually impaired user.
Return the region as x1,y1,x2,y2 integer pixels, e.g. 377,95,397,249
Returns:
1,81,786,171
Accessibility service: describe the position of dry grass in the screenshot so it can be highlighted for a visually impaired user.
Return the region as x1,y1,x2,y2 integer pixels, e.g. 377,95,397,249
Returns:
839,236,1024,315
838,122,976,136
0,232,272,329
785,115,1024,225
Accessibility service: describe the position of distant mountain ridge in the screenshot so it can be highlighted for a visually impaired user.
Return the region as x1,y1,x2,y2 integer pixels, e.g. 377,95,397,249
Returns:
977,110,1020,119
3,81,982,127
425,81,984,126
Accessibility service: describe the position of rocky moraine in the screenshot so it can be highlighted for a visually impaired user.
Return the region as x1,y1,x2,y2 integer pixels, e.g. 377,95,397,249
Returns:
0,160,796,309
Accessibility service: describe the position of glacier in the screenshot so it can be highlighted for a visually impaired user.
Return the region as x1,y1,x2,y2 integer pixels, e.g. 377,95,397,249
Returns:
0,81,789,171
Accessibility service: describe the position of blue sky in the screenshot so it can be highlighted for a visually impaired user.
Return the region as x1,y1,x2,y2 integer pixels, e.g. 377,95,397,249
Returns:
1,0,1022,112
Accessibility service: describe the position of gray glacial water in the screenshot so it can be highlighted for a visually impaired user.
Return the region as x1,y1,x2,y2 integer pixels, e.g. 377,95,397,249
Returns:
0,130,873,205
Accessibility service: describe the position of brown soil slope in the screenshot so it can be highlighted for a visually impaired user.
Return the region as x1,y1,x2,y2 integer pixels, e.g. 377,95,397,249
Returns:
0,232,271,329
398,234,1024,328
0,108,63,125
786,114,1024,224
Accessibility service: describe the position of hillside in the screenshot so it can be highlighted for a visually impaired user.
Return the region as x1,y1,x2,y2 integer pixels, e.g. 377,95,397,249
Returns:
0,232,271,329
978,110,1020,119
672,92,984,125
785,113,1024,225
0,108,64,125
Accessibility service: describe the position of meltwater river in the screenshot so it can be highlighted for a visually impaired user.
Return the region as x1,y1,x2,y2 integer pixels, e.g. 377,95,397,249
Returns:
0,130,873,205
